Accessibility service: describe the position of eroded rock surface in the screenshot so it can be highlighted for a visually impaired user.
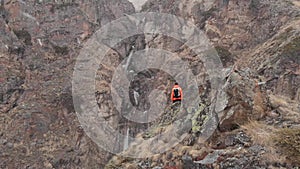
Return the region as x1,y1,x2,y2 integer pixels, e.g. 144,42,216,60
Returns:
1,0,300,168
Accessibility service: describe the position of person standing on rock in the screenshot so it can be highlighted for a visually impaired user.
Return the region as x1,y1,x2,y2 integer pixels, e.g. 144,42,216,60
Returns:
171,82,183,103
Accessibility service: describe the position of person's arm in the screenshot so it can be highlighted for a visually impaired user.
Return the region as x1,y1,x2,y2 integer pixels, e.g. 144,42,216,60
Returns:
171,88,174,100
180,87,183,100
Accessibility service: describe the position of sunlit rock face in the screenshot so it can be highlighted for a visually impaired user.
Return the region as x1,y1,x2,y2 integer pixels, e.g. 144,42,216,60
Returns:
128,0,148,11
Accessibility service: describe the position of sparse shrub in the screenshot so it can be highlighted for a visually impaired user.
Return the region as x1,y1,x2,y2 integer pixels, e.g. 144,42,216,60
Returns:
241,120,276,146
273,128,300,165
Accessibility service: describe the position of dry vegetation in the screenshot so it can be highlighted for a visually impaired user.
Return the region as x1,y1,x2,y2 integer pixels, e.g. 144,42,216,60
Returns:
241,121,284,164
242,120,300,166
241,121,277,146
273,128,300,165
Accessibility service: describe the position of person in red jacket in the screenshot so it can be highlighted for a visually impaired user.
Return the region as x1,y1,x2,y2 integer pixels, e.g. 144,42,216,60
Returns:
171,82,183,103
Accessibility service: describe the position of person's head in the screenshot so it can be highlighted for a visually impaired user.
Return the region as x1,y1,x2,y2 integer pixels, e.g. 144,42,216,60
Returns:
175,82,178,85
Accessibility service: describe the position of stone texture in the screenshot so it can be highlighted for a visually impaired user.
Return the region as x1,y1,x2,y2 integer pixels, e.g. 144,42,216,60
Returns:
1,0,300,168
0,0,135,168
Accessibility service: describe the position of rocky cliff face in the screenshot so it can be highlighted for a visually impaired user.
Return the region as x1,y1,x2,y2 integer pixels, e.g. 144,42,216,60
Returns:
241,19,300,101
0,0,135,168
0,0,300,168
106,0,300,168
141,0,299,54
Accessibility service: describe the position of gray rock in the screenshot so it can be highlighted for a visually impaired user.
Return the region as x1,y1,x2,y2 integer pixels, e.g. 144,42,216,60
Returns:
195,151,219,165
7,142,13,148
30,142,36,147
0,139,7,145
235,132,251,146
182,154,195,168
176,119,192,136
152,167,162,169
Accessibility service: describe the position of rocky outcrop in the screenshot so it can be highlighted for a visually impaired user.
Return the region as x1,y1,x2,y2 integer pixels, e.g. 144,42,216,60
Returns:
240,19,300,101
142,0,300,54
1,0,300,168
0,0,135,168
216,68,269,131
104,0,300,168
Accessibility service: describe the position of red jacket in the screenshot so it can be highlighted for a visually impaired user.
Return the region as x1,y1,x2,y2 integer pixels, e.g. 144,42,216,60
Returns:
171,85,183,101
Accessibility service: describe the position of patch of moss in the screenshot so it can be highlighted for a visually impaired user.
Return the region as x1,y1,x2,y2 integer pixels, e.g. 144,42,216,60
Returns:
191,103,209,134
273,128,300,165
